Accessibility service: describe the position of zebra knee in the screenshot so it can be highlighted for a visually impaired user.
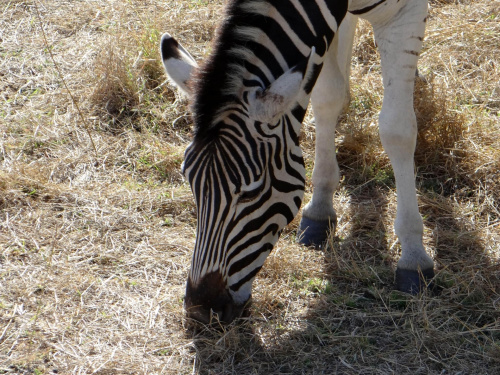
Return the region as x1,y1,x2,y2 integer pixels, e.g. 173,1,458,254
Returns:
378,103,418,160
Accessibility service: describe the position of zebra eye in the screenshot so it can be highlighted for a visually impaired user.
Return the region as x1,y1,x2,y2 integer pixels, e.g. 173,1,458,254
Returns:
237,184,263,203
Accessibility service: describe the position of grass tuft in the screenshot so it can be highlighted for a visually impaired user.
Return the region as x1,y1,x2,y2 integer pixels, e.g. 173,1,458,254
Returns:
0,0,498,374
135,27,165,90
90,40,139,121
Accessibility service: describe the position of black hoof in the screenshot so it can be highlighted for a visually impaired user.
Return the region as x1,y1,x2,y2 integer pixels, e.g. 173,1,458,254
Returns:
395,268,435,295
297,216,334,249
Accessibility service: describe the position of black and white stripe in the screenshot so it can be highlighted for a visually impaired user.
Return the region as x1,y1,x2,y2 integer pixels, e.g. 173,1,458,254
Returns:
183,0,347,294
161,0,433,323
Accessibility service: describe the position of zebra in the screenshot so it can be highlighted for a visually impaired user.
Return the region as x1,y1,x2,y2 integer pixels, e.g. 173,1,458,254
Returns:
161,0,434,324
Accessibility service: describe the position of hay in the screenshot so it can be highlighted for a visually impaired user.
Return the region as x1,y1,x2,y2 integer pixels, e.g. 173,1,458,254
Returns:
1,0,499,374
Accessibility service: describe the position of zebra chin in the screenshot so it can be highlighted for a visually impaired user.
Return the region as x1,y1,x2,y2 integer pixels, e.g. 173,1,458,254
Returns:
184,272,251,325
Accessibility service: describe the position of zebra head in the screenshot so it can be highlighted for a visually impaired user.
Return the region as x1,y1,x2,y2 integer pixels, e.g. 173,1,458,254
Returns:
161,33,321,324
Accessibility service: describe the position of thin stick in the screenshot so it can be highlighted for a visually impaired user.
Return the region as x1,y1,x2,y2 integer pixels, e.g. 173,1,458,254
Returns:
34,0,98,157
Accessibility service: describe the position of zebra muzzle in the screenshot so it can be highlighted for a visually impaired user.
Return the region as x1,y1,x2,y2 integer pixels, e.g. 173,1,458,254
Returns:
184,272,250,325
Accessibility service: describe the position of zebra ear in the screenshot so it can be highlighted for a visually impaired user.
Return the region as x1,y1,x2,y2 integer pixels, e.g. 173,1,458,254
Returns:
248,47,317,124
160,33,198,96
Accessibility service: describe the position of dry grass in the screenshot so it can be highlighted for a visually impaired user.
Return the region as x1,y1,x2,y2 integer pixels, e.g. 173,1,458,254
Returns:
1,0,499,374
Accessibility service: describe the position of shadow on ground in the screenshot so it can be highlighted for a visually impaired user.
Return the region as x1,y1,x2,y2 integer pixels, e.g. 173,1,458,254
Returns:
187,183,499,374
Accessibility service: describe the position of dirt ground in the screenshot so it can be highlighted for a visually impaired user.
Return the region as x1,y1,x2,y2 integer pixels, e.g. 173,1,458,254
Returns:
1,0,499,374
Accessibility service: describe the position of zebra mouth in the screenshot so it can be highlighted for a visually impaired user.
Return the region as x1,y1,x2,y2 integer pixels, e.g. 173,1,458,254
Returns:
184,298,251,326
184,272,251,325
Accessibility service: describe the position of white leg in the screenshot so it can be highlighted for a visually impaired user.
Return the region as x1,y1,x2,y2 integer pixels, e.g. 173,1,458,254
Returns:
298,13,358,247
370,0,434,292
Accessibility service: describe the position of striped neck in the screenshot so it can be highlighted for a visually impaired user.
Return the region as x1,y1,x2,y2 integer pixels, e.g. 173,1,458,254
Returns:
191,0,347,141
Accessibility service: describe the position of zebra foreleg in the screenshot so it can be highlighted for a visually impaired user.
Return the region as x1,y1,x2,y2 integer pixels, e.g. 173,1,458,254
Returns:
298,15,357,248
297,61,343,248
371,0,434,293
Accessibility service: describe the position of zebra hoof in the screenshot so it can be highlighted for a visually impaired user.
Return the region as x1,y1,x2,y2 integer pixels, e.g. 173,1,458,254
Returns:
297,216,335,249
395,268,435,295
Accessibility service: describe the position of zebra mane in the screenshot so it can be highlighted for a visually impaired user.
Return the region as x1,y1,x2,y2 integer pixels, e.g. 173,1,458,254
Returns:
190,0,345,142
191,0,281,142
